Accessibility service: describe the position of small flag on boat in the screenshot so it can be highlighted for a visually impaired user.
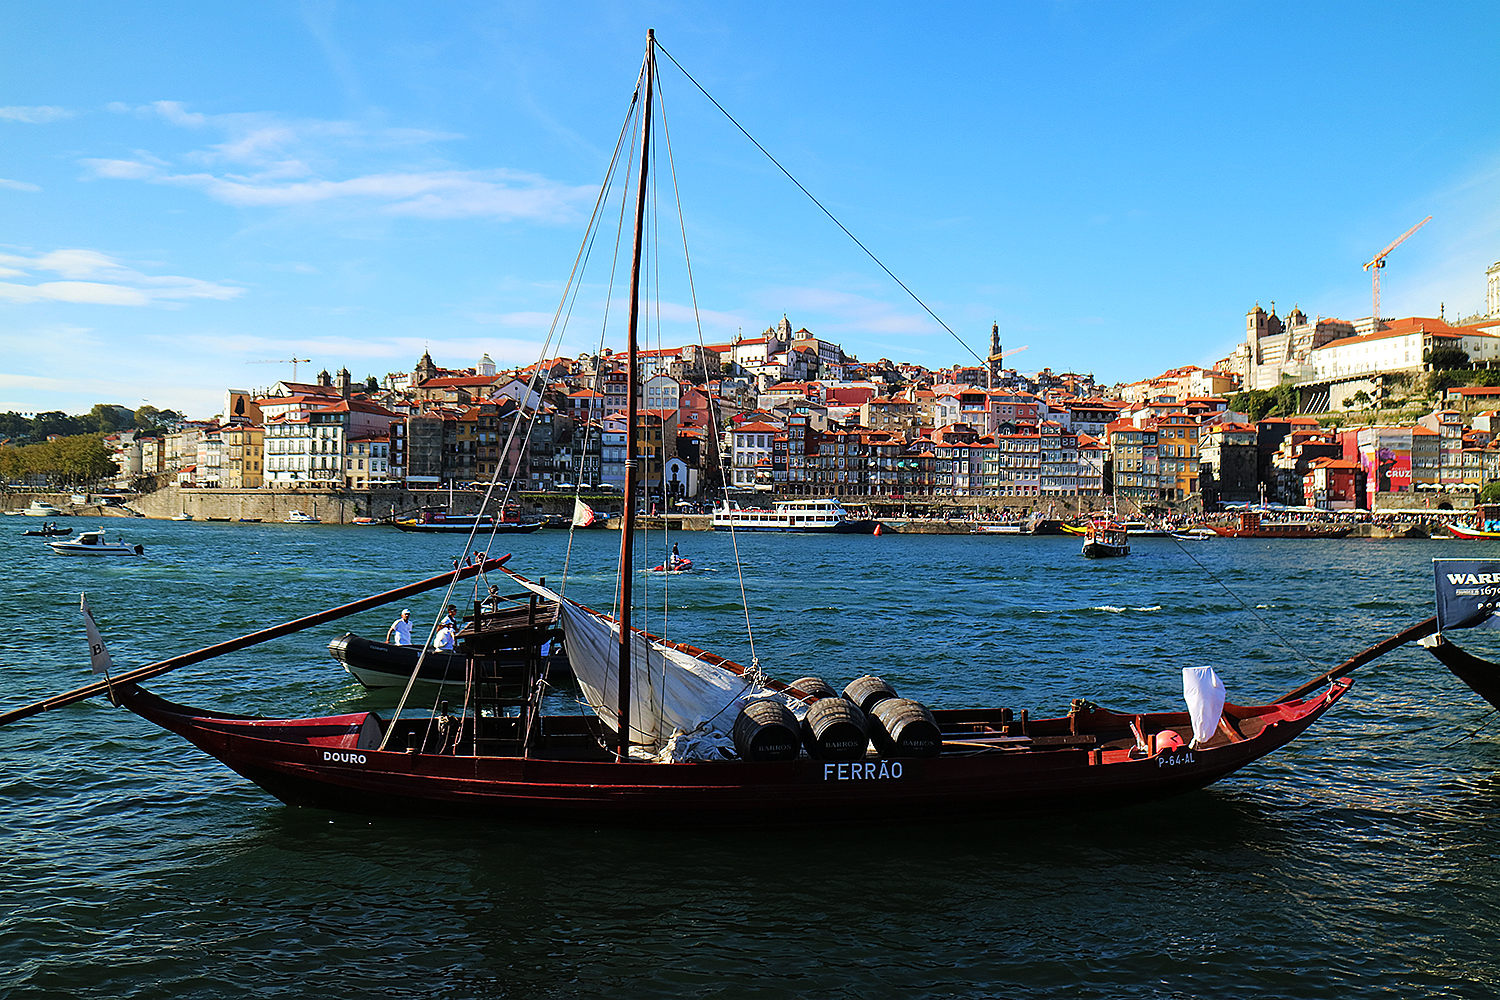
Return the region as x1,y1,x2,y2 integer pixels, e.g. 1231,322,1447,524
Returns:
80,593,115,676
572,499,597,528
1433,559,1500,631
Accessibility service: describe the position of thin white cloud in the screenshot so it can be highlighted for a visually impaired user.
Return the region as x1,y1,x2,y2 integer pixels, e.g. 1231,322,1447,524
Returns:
770,286,939,336
0,105,73,123
0,177,41,192
0,249,244,307
87,101,595,221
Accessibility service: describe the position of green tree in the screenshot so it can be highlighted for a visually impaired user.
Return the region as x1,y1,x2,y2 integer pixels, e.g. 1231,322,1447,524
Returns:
1230,384,1300,421
1480,481,1500,504
1425,345,1470,370
1427,368,1470,396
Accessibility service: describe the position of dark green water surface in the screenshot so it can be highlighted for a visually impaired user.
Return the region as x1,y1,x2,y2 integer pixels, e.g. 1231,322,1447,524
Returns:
3,522,1499,998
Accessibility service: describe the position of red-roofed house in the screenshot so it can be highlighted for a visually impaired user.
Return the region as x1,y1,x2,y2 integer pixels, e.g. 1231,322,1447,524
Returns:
1304,457,1361,510
730,420,783,488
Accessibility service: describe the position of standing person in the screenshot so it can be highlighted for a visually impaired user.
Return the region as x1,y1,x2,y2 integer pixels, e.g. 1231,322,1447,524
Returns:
388,609,413,646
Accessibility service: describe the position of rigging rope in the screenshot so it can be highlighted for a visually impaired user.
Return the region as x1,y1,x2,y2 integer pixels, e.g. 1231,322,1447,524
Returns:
655,67,761,675
1166,531,1326,674
654,40,986,369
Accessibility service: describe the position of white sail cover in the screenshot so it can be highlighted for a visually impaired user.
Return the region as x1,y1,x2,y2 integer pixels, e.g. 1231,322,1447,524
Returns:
1182,666,1226,745
513,576,795,760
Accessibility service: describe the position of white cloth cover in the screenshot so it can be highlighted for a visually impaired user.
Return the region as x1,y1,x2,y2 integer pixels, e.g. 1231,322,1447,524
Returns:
1182,666,1226,745
513,576,793,760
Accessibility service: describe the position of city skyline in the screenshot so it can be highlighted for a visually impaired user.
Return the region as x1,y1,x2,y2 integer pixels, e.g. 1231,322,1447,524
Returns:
3,2,1498,420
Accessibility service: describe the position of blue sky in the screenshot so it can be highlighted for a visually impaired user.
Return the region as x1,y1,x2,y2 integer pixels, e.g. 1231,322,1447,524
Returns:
3,1,1498,420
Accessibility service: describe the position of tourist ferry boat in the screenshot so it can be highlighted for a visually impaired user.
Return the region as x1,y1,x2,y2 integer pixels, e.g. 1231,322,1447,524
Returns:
1209,511,1351,539
711,498,879,533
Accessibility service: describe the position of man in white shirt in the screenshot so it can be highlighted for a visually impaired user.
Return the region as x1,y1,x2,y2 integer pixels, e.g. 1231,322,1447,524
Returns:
387,609,413,646
434,619,457,652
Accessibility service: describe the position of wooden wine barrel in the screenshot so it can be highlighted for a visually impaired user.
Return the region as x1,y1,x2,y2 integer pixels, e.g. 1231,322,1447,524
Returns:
787,676,838,702
731,700,802,761
842,675,897,713
801,698,869,760
868,698,942,758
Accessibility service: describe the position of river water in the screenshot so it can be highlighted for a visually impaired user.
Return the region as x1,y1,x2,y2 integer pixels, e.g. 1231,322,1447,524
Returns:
3,521,1498,998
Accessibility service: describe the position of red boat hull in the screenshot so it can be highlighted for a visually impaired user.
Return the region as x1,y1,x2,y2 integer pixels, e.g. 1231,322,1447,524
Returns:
116,679,1350,826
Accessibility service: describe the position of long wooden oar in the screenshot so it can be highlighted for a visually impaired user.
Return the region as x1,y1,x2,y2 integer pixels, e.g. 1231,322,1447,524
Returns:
0,554,511,728
1275,615,1437,704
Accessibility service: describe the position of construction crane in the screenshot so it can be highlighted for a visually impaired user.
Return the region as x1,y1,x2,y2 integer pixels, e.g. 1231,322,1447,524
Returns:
1363,216,1431,323
246,357,312,382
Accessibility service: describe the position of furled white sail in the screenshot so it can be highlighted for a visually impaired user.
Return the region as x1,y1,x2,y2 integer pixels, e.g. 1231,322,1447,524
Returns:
512,576,793,760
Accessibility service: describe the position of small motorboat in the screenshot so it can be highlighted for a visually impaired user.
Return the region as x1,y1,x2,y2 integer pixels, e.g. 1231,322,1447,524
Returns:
48,529,144,556
171,512,194,521
21,501,65,517
22,522,70,537
1081,520,1130,558
284,510,321,524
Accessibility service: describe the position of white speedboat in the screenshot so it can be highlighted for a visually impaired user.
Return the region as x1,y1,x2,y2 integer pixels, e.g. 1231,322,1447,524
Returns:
48,529,144,556
284,510,321,523
22,501,65,517
171,512,194,521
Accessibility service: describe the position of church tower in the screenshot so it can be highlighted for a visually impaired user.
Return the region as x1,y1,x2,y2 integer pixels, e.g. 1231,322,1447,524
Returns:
413,350,438,386
987,321,1003,388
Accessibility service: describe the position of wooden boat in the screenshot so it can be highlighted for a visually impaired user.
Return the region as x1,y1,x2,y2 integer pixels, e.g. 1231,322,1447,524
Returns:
1209,511,1351,539
1447,504,1500,539
392,508,543,534
48,529,144,556
1417,557,1500,708
1081,520,1130,558
1027,512,1068,535
3,32,1373,828
108,651,1352,824
328,590,567,689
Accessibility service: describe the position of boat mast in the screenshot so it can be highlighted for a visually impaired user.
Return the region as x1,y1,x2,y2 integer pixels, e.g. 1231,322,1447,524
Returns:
615,29,654,761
